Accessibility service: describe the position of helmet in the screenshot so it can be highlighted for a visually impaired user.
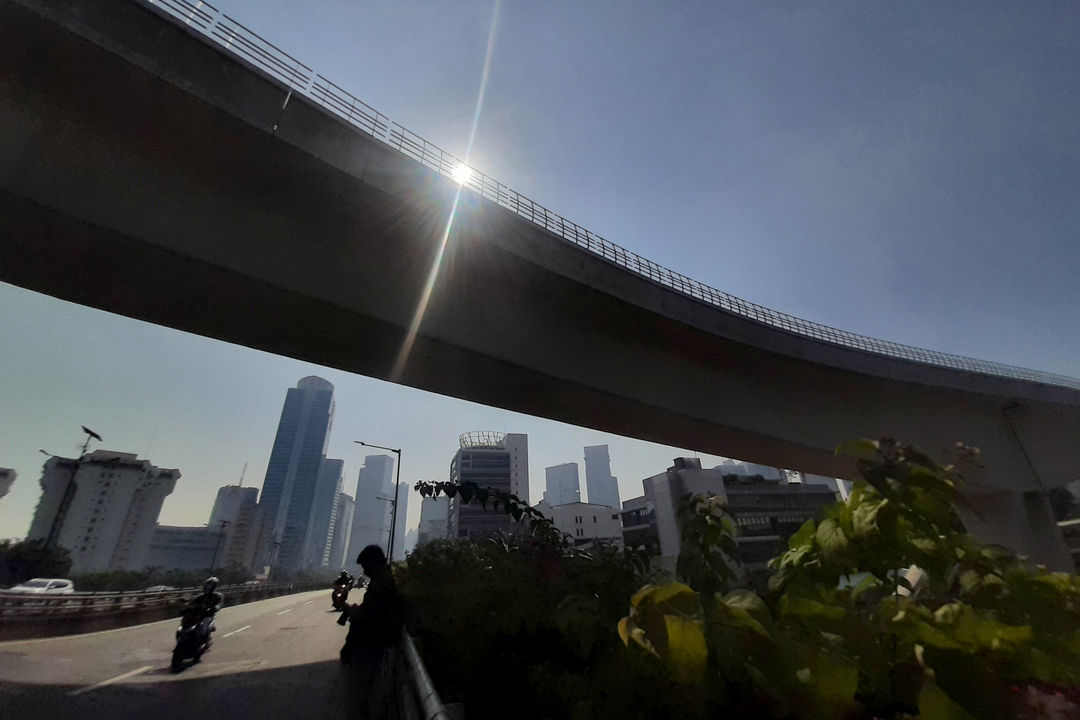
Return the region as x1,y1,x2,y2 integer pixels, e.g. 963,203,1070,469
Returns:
204,576,219,593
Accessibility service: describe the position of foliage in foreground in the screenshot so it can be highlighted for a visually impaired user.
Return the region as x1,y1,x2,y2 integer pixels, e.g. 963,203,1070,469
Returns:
622,439,1080,719
408,442,1080,718
398,536,693,720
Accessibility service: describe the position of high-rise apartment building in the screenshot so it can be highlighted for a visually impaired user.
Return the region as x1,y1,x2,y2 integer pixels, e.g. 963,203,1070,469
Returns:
417,496,450,545
448,432,529,540
584,445,619,508
27,450,178,573
327,493,354,569
258,376,336,570
543,463,581,506
346,455,395,569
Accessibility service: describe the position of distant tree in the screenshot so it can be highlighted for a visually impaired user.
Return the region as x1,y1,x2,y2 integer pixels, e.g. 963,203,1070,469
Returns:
0,539,73,587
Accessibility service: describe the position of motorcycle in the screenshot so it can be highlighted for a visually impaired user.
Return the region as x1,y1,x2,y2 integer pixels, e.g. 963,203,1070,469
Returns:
331,580,353,611
172,608,215,672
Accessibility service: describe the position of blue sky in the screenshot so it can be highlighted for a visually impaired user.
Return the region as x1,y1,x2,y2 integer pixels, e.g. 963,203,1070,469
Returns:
2,0,1078,538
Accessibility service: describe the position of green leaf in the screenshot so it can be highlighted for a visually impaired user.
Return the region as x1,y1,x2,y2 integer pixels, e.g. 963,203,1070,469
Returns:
663,614,707,679
714,590,772,638
848,573,881,600
835,438,879,461
788,519,817,550
851,497,886,537
815,518,849,557
780,595,846,620
918,682,977,720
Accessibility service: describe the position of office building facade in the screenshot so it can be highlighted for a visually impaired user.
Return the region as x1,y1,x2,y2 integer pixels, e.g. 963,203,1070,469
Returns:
391,482,410,562
327,493,354,570
543,463,581,506
448,432,529,539
258,376,336,570
305,458,344,568
209,485,258,530
346,454,395,569
584,445,619,508
417,496,450,546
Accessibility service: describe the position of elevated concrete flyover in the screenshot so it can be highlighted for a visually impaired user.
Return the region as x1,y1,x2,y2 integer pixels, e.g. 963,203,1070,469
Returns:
2,0,1078,567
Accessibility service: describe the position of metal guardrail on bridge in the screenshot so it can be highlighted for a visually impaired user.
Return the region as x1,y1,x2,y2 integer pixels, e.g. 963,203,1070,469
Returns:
140,0,1080,392
0,581,320,617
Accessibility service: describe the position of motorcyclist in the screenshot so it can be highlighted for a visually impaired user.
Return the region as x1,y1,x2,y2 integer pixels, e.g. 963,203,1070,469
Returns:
184,576,223,633
334,570,353,589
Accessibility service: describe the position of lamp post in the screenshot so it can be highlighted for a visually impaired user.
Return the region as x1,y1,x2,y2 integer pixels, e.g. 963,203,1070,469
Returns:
355,440,402,561
39,425,102,549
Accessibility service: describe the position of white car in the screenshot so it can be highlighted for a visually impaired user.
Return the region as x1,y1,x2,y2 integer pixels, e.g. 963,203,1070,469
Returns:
6,578,76,595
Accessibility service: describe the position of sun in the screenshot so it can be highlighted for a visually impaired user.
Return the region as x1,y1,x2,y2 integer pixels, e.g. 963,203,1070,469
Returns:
451,163,473,185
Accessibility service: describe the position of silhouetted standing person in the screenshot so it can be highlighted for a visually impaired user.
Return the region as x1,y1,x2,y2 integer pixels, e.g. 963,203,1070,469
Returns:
338,545,403,715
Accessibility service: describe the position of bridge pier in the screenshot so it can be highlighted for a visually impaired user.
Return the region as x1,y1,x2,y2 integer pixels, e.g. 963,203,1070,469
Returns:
958,490,1071,571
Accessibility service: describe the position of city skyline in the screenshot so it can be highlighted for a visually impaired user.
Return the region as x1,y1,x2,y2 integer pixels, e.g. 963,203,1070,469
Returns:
0,291,740,542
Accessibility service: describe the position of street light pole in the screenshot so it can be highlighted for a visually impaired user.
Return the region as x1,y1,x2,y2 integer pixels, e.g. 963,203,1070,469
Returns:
355,440,402,561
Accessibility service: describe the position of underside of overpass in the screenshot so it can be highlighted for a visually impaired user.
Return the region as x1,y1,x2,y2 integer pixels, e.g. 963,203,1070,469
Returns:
2,0,1078,568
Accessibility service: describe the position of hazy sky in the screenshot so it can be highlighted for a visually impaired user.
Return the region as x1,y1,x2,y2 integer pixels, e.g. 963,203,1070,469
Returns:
2,1,1078,539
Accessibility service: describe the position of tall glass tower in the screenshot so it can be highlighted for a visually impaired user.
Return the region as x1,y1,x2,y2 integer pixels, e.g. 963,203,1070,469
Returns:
259,376,335,570
584,445,620,508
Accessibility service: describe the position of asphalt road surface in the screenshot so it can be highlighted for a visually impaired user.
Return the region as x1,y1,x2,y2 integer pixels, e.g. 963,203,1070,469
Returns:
0,590,370,720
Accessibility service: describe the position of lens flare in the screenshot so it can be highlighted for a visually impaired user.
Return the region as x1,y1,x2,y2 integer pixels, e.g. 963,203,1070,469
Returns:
451,164,473,185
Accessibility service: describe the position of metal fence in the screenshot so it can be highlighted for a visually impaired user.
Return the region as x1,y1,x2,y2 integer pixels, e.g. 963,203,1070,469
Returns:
0,581,321,617
140,0,1080,391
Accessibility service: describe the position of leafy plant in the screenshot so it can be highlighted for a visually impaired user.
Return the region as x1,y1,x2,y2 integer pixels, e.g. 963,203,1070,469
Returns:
620,439,1080,719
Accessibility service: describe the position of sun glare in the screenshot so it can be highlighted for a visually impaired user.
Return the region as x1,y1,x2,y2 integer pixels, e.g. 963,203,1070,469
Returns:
451,164,473,185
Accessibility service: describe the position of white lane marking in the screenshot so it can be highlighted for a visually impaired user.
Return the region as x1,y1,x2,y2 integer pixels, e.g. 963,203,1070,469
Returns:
277,609,292,615
303,600,313,605
222,625,252,638
69,665,154,696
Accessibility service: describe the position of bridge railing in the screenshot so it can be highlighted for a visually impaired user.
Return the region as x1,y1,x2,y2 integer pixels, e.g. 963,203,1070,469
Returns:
140,0,1080,391
0,582,321,617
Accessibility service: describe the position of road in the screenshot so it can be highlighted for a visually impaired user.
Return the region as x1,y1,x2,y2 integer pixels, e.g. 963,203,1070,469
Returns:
0,590,369,719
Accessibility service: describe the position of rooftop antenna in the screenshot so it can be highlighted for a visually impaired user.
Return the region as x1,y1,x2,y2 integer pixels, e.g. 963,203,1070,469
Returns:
143,428,157,458
238,462,248,488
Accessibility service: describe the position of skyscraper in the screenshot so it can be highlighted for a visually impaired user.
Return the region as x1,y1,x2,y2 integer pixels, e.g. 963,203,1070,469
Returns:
448,432,529,539
327,493,354,569
27,450,178,572
584,445,619,508
543,463,581,506
258,376,336,570
208,485,258,529
417,496,449,545
305,458,344,568
346,454,395,569
391,482,410,562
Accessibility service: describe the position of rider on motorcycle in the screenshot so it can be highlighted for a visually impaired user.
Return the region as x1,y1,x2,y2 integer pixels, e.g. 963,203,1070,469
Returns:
184,576,223,628
334,570,353,589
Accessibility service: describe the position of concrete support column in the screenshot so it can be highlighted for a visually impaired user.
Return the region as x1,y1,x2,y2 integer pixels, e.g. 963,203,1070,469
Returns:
957,490,1071,571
